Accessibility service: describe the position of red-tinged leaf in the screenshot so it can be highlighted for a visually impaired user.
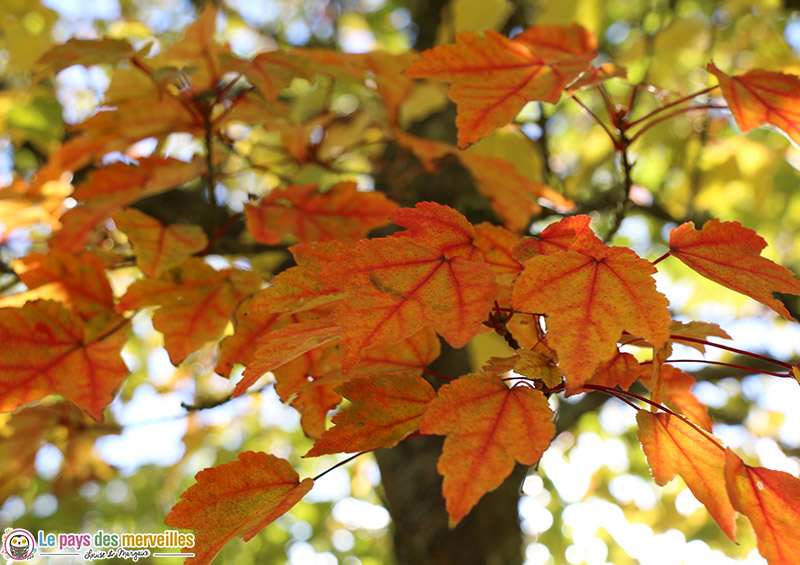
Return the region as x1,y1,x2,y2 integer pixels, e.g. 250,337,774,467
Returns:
238,317,340,397
513,215,595,262
512,239,670,393
637,411,737,540
391,201,479,259
657,365,713,432
215,297,282,378
244,182,397,245
0,403,120,500
583,350,641,391
36,38,134,75
224,51,329,101
150,4,227,93
669,320,732,353
306,374,436,457
669,219,800,320
165,451,314,565
117,259,261,365
113,208,207,278
566,63,627,94
0,178,71,236
421,372,555,526
457,150,572,232
708,62,800,148
474,222,522,279
323,205,496,371
0,300,128,420
404,23,596,147
724,448,800,565
347,326,441,380
70,95,201,152
0,251,115,323
291,378,343,439
53,158,204,252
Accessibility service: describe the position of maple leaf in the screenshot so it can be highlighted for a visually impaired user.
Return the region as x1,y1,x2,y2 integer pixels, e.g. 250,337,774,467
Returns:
244,182,398,245
323,202,497,371
117,258,261,365
53,158,205,253
655,365,713,432
113,208,207,278
215,297,282,378
0,177,71,236
669,320,732,353
357,327,440,374
669,219,800,320
512,214,595,261
512,222,670,392
583,350,641,391
247,242,347,315
237,317,340,397
513,348,562,388
724,448,800,565
637,411,737,540
421,371,555,526
306,373,435,456
0,251,116,325
405,23,597,147
36,38,134,75
0,300,128,420
165,451,314,565
708,62,800,148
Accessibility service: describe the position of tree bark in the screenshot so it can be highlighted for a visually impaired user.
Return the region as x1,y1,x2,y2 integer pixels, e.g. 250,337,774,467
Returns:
374,343,527,565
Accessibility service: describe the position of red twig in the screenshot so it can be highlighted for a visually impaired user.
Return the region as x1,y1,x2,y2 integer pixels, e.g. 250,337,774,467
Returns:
670,335,793,369
424,368,455,381
311,432,423,481
664,359,789,378
200,212,244,255
651,252,670,266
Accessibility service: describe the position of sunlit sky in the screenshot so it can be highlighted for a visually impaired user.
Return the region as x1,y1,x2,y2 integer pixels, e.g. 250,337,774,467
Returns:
4,1,800,564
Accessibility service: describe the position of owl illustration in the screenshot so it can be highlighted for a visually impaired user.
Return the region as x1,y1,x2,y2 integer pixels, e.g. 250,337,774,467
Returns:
8,534,30,560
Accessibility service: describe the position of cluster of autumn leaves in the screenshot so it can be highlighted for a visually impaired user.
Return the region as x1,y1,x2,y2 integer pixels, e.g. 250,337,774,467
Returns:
2,6,800,564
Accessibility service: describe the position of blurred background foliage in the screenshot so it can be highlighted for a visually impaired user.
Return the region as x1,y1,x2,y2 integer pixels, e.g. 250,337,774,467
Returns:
2,0,800,564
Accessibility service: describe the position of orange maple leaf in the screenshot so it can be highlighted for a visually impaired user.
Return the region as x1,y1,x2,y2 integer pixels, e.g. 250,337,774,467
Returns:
404,23,596,147
421,371,554,527
36,38,134,76
724,448,800,565
654,365,713,432
244,182,398,245
165,451,314,565
346,326,441,380
583,350,641,391
512,225,670,392
708,62,800,148
306,374,435,457
669,219,800,320
238,317,340,397
637,411,737,540
0,300,128,420
117,258,260,365
0,251,116,324
53,158,204,253
323,202,497,371
512,214,595,261
215,297,282,378
248,242,347,315
113,208,207,278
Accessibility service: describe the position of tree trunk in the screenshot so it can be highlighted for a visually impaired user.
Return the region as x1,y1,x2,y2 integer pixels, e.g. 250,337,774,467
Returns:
374,344,526,565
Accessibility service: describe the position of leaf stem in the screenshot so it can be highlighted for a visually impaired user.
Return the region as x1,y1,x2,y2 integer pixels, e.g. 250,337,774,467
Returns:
583,383,726,451
670,334,793,369
311,432,423,481
628,105,726,146
571,94,620,149
423,367,455,381
200,212,244,255
664,359,789,378
625,85,719,129
652,252,671,266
